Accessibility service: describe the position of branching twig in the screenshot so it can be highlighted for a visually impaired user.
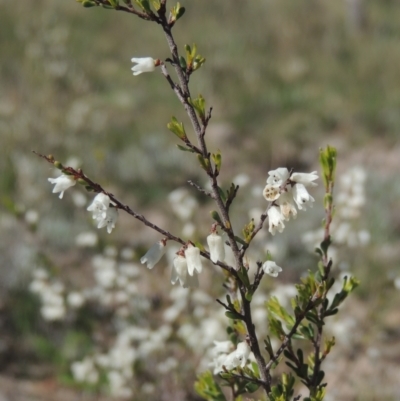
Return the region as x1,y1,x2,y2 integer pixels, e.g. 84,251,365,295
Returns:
187,180,213,198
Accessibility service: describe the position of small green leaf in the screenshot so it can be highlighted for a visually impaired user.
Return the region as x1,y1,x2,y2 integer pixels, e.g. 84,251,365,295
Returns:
237,265,250,289
82,0,96,7
176,144,194,153
225,311,242,320
210,210,223,225
179,56,187,69
167,116,187,140
197,154,210,171
234,236,247,246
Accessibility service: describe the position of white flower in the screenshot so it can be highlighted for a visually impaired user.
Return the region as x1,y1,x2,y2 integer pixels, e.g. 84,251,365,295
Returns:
76,231,98,247
48,174,76,199
290,171,318,187
71,357,99,384
267,206,285,235
262,260,282,277
207,233,225,263
171,255,198,288
277,192,297,221
41,304,66,321
266,168,289,186
223,341,251,370
292,183,315,210
87,193,110,220
211,340,234,356
140,240,167,269
96,207,118,234
131,57,156,75
209,354,229,375
184,244,203,275
263,184,281,201
67,292,85,308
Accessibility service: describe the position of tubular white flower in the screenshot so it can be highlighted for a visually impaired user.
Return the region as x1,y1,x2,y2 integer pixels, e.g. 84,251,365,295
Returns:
211,340,234,356
171,255,199,288
292,183,315,210
96,207,118,234
267,206,285,235
277,192,297,221
223,341,251,370
290,171,318,187
266,167,289,186
140,240,167,269
131,57,156,75
87,193,110,220
262,260,282,277
207,233,225,263
263,184,281,201
184,244,202,275
48,174,76,199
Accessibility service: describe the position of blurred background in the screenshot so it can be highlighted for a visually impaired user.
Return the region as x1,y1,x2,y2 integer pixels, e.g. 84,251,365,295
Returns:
0,0,400,400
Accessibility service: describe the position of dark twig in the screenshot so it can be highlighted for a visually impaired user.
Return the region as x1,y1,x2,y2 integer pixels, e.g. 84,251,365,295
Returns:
187,180,213,198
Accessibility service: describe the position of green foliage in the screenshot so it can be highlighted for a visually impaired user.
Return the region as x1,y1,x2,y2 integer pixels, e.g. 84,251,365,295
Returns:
319,145,337,189
195,371,227,401
267,297,295,331
269,373,296,401
189,94,206,121
167,116,187,140
184,44,206,72
242,219,255,243
211,150,222,174
169,2,185,25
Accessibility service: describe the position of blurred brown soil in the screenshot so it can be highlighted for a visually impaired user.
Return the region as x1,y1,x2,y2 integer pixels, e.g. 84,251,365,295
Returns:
0,375,111,401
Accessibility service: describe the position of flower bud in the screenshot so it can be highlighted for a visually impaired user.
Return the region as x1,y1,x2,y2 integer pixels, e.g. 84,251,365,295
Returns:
184,244,202,276
207,233,225,263
140,240,167,269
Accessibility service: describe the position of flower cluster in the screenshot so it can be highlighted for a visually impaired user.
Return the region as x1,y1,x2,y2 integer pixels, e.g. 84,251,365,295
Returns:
141,231,227,289
29,268,67,321
209,340,252,374
48,174,119,234
87,193,118,234
263,168,318,235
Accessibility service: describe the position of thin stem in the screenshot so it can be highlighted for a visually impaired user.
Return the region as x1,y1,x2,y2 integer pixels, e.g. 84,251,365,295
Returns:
158,17,243,270
240,287,271,393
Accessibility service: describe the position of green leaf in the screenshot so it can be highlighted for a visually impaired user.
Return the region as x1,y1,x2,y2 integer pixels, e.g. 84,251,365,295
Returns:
190,94,206,120
210,210,223,225
197,154,210,171
179,56,187,69
264,336,274,357
194,371,227,401
82,0,97,7
167,116,187,140
266,297,295,329
134,0,151,12
176,144,194,153
237,266,251,289
244,382,260,393
225,311,242,320
108,0,119,7
212,150,222,173
242,219,255,242
234,236,247,246
217,186,226,202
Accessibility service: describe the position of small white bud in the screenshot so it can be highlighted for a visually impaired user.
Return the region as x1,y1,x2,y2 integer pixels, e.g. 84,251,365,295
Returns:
207,233,225,263
184,244,203,275
140,240,167,269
